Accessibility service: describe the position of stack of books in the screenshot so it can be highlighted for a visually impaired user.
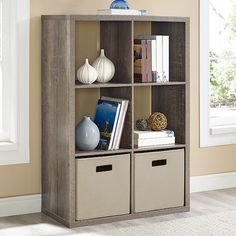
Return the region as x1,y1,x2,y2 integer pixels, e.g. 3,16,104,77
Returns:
134,130,175,147
94,96,129,150
134,35,169,83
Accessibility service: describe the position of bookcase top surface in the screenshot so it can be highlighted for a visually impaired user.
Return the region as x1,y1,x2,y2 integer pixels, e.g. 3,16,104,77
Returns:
41,14,189,23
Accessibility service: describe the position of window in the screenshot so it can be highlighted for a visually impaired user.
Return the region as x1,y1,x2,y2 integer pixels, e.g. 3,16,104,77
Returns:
0,0,29,165
200,0,236,146
0,1,2,138
0,0,16,143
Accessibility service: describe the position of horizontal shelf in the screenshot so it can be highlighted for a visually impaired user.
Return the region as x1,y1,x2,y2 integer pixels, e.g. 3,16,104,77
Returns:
75,82,132,89
76,144,186,157
134,144,186,152
42,15,189,23
75,82,186,89
75,148,132,158
72,205,188,227
133,82,186,87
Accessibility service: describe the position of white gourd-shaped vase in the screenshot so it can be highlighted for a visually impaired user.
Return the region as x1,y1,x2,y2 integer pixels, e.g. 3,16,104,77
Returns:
77,58,98,84
92,49,115,83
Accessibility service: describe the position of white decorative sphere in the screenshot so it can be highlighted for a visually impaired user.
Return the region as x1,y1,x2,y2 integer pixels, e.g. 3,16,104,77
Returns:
77,58,98,84
92,49,115,83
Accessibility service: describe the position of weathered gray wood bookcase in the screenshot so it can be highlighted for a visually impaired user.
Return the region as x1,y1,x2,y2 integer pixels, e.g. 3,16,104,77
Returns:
41,15,190,228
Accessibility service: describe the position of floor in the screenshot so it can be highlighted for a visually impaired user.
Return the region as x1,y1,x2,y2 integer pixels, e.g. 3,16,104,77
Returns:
1,188,236,236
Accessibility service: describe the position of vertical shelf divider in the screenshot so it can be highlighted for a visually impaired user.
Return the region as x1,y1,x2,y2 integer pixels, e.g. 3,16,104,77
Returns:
130,20,135,214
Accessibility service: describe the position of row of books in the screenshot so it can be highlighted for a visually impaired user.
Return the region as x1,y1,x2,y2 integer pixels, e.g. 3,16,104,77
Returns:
94,97,129,150
134,130,175,147
134,35,169,83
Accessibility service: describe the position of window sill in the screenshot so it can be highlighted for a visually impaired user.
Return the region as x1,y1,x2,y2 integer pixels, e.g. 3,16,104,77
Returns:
0,141,29,166
0,142,17,152
201,129,236,147
210,125,236,135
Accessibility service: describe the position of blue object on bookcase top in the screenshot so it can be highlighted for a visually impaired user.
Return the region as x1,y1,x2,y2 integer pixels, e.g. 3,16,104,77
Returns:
94,99,120,150
110,0,129,9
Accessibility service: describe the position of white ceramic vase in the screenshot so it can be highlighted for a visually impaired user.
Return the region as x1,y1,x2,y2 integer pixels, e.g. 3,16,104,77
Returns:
75,116,100,151
92,49,115,83
77,58,98,84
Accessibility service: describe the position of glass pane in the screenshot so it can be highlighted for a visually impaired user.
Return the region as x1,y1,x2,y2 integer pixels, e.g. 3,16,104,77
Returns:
209,0,236,127
0,65,2,132
0,0,2,61
0,0,2,132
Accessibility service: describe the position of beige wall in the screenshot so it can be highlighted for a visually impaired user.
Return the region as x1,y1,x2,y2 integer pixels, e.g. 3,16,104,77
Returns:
0,0,236,198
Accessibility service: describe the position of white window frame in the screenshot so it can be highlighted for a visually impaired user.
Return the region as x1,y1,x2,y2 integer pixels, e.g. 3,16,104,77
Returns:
0,0,29,165
200,0,236,147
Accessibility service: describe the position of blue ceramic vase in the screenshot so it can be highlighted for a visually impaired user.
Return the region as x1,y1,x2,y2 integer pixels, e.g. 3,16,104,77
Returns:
110,0,129,9
75,116,100,151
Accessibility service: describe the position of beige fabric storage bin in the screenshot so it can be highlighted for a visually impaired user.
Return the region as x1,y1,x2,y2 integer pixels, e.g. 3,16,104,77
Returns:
134,149,184,213
76,154,130,220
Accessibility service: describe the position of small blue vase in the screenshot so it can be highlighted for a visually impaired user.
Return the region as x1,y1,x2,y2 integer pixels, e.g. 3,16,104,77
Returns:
110,0,129,9
75,116,100,151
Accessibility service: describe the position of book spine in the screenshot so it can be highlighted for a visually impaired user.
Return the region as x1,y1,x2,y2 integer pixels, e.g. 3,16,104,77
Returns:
156,36,163,82
108,103,121,150
162,35,169,82
134,39,147,83
146,40,152,82
151,39,157,82
142,40,147,82
115,101,129,149
111,101,125,149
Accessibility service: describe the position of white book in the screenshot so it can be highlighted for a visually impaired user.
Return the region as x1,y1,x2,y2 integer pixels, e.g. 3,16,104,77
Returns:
162,35,169,82
156,36,163,82
114,101,128,149
134,136,175,147
134,130,174,139
101,96,129,150
147,39,157,81
98,9,143,16
151,40,157,73
108,103,121,150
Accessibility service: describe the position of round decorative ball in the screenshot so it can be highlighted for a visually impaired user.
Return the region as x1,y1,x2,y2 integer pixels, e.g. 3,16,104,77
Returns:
110,0,129,9
75,116,100,151
136,119,149,131
148,112,167,131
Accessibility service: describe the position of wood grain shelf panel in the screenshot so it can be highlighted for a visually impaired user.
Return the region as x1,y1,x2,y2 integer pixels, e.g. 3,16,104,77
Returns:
42,15,189,23
134,144,186,152
75,82,186,89
152,85,186,144
151,22,186,82
75,82,132,89
75,148,132,157
133,82,186,87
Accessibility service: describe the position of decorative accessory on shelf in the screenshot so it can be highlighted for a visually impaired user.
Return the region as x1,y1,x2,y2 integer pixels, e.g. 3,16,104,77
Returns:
136,119,149,131
76,58,98,84
110,0,129,9
75,116,100,151
92,49,115,83
148,112,168,131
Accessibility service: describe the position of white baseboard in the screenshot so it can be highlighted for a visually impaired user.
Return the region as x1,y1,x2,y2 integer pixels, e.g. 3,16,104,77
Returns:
190,171,236,193
0,194,41,218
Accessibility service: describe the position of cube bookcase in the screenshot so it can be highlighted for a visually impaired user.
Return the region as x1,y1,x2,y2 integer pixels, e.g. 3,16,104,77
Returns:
42,15,190,227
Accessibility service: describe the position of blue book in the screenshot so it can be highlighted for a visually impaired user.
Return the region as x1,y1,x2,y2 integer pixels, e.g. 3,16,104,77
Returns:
94,99,121,150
